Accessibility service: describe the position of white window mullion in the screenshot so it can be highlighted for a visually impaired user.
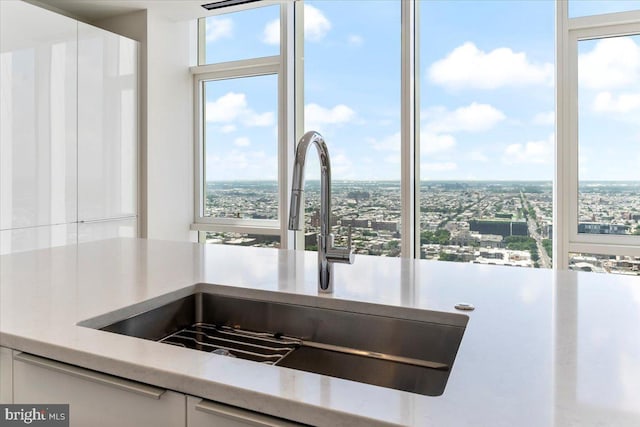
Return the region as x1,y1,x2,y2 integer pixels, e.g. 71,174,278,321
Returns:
293,0,305,251
401,0,418,259
554,0,570,270
279,0,295,250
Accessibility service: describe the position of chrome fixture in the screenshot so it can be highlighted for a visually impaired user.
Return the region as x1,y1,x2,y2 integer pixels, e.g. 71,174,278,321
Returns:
288,131,354,293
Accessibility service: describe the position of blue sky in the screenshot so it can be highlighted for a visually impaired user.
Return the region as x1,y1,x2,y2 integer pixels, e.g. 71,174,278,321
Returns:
203,1,639,182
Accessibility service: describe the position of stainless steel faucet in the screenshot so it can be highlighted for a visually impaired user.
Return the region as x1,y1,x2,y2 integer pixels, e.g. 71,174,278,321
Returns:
288,131,355,293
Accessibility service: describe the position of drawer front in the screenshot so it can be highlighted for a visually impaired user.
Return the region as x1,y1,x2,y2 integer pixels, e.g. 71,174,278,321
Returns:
13,353,185,427
187,395,304,427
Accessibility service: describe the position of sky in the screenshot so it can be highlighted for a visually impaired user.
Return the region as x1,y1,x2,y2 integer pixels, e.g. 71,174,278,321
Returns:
203,0,640,182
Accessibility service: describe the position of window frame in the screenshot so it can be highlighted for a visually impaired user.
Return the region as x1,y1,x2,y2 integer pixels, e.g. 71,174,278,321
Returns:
192,0,640,268
190,1,295,248
556,5,640,268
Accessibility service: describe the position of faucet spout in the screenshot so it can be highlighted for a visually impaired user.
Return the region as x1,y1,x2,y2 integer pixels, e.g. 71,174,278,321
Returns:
288,131,354,293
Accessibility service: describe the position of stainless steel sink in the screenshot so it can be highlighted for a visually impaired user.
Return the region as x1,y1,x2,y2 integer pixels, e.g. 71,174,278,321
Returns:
83,291,467,396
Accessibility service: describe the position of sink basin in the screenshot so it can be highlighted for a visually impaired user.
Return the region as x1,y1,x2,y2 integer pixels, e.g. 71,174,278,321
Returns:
81,290,467,396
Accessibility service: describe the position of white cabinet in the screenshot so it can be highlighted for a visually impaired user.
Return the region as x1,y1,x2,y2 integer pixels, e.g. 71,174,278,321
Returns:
0,0,78,230
13,353,185,427
0,1,138,253
78,23,138,223
0,223,77,255
6,351,305,426
0,347,13,403
187,395,303,427
78,217,136,243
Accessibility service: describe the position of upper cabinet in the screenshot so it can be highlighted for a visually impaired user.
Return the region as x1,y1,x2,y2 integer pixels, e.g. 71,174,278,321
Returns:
0,0,78,230
78,23,138,222
0,1,139,254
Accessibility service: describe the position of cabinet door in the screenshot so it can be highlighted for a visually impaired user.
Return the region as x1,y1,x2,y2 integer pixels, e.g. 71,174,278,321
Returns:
0,223,77,255
0,347,13,403
0,1,77,230
13,353,185,427
77,217,137,243
187,395,304,427
78,23,138,222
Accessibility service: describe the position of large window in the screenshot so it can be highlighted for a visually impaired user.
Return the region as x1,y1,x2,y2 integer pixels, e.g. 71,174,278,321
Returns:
558,2,640,271
192,2,293,248
419,1,555,268
302,0,402,256
192,0,640,274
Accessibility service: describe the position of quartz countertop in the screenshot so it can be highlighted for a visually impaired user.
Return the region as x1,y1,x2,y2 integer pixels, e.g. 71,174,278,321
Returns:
1,238,639,426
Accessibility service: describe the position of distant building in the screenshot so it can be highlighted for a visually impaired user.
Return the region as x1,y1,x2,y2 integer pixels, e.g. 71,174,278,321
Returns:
310,210,339,228
450,230,478,246
347,191,370,201
479,234,503,248
342,218,370,228
305,232,317,247
474,248,532,267
578,222,629,234
469,220,528,237
371,220,398,232
495,213,513,219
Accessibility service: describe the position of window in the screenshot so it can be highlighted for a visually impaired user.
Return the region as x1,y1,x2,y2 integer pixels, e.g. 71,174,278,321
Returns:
557,3,640,270
302,0,402,256
569,0,640,18
200,5,280,64
192,2,294,248
202,75,279,220
577,36,640,239
192,1,640,273
419,0,555,268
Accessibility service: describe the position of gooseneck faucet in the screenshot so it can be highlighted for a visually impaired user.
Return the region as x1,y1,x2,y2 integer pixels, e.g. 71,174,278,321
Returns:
288,131,354,293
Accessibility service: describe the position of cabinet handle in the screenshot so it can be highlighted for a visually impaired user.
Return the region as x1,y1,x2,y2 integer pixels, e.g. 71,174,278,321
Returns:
14,353,165,400
195,399,299,427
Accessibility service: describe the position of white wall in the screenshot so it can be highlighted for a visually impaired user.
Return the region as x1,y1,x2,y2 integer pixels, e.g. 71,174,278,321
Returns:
95,10,196,243
146,12,195,242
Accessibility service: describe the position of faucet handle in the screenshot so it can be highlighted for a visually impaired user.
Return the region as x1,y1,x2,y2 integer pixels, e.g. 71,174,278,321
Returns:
326,227,355,265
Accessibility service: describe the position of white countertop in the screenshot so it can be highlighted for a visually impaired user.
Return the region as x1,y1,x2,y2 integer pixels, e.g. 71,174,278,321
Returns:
1,238,639,426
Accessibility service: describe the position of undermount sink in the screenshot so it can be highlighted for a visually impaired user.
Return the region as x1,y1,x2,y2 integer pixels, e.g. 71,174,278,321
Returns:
81,289,468,396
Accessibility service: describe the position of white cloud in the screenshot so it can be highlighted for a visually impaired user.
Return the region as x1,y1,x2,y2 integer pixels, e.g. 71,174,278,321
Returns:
385,154,400,164
262,4,330,46
429,42,553,90
262,19,279,45
469,151,489,162
421,132,456,154
206,92,274,127
243,111,275,127
206,92,246,123
305,103,355,130
331,152,355,179
206,17,233,43
502,134,554,165
234,137,251,147
207,150,277,180
422,162,458,172
533,111,555,126
592,91,640,113
220,125,236,134
579,38,640,90
304,4,331,42
423,103,506,133
370,131,456,154
369,132,400,152
348,34,364,47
